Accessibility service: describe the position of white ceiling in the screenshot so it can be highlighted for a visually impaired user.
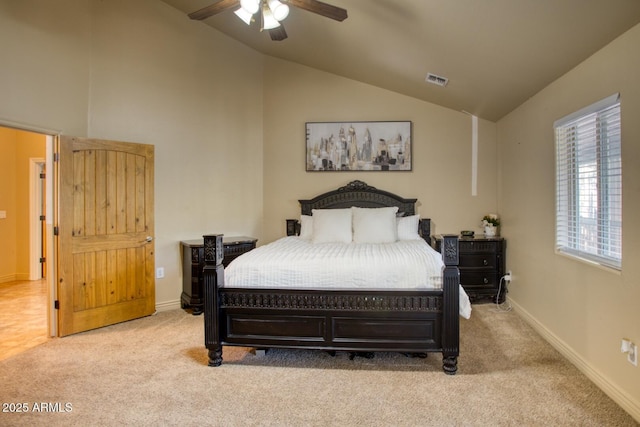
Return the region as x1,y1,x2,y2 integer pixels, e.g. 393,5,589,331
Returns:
161,0,640,121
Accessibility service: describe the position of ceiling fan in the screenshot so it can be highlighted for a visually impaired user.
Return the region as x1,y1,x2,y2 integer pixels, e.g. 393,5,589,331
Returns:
188,0,348,41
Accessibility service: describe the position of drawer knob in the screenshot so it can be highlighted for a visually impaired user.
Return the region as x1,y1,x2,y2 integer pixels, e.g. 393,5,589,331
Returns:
483,259,488,266
483,278,489,284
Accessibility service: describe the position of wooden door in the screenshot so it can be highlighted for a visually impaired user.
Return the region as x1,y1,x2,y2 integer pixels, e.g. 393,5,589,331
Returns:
56,136,155,336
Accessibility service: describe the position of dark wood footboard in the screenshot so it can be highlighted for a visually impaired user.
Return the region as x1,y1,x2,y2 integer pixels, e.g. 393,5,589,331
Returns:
203,233,460,374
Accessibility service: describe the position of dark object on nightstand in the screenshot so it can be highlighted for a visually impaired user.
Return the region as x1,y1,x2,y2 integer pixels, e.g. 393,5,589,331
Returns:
460,230,474,237
434,235,506,303
180,236,257,315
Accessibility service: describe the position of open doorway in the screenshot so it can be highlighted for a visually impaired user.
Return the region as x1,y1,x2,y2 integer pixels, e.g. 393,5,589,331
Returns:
0,125,54,360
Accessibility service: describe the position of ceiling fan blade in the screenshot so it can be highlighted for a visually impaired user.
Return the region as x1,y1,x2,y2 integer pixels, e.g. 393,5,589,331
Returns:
286,0,348,22
188,0,240,20
269,25,288,41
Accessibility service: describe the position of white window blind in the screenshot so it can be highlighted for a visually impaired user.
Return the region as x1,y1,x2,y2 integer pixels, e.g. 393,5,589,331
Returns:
554,93,622,270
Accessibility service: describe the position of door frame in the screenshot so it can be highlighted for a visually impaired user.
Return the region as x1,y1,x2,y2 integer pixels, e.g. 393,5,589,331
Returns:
46,134,56,336
29,157,45,281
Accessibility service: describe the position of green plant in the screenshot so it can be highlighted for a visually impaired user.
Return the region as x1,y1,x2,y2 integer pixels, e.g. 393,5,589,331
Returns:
481,214,500,227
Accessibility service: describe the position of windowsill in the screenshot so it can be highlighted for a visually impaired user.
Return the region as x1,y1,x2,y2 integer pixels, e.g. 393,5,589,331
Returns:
555,250,622,275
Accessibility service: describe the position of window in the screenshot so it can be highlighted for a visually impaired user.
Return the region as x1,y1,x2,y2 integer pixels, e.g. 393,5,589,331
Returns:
554,94,622,270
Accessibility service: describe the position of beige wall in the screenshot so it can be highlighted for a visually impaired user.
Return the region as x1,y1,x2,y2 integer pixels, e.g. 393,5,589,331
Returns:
262,56,499,244
0,0,91,136
0,0,264,306
497,23,640,417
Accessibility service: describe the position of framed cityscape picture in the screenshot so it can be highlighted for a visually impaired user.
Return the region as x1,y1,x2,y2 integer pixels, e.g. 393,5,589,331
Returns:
305,121,412,171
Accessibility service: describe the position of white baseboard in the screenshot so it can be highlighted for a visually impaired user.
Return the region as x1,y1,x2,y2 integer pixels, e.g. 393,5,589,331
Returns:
510,298,640,423
155,299,182,313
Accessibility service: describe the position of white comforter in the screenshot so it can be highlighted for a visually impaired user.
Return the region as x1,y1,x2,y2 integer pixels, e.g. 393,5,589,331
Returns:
224,237,471,319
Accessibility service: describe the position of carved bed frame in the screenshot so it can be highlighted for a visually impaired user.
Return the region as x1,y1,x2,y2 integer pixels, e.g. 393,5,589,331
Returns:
202,180,461,374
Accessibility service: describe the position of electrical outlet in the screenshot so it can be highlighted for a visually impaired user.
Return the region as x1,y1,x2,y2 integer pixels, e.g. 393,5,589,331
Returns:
156,267,165,279
629,343,638,367
503,271,512,283
621,339,638,367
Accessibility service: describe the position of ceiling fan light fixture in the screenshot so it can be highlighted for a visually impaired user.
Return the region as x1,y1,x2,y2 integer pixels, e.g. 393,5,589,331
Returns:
234,7,254,25
268,0,290,21
189,0,347,42
240,0,260,15
262,5,281,30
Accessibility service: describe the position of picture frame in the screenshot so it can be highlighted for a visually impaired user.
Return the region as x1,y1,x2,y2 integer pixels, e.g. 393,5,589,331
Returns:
305,121,412,171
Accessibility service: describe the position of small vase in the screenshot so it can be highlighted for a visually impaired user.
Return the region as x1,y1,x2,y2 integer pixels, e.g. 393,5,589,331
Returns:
484,225,497,237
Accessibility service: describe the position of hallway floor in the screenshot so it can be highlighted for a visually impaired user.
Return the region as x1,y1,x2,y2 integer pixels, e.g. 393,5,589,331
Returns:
0,279,49,362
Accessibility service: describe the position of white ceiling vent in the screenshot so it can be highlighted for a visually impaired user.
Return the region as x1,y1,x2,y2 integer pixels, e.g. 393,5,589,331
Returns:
425,73,448,87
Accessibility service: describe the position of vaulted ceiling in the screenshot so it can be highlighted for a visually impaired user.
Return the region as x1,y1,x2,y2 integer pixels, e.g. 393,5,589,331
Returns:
162,0,640,121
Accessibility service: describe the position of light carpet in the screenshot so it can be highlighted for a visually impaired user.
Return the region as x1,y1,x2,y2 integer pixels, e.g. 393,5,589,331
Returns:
0,304,637,426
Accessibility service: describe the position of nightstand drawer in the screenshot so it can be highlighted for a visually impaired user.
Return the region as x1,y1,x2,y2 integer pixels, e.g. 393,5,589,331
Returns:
459,240,501,254
460,270,498,287
459,254,497,269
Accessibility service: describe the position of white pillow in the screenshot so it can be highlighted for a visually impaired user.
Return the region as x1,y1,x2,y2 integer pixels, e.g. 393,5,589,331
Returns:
396,214,421,240
352,206,398,244
299,215,313,240
311,209,353,244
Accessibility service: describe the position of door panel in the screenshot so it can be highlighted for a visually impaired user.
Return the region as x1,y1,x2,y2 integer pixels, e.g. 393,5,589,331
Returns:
57,136,154,336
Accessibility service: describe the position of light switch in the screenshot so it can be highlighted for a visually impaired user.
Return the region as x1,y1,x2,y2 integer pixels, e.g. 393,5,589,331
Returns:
0,211,6,219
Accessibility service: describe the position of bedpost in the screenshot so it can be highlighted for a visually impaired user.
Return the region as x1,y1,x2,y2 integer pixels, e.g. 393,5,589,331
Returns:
418,218,431,242
286,219,300,236
203,234,224,367
440,234,460,375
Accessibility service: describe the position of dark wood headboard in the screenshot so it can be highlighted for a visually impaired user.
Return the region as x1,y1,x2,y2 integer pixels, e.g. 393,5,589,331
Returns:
286,180,431,240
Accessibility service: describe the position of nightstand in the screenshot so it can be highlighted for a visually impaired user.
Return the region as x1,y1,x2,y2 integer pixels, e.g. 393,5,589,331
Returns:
434,235,506,303
180,236,257,315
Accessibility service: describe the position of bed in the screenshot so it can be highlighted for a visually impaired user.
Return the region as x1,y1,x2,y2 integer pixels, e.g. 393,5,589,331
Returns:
202,180,464,374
